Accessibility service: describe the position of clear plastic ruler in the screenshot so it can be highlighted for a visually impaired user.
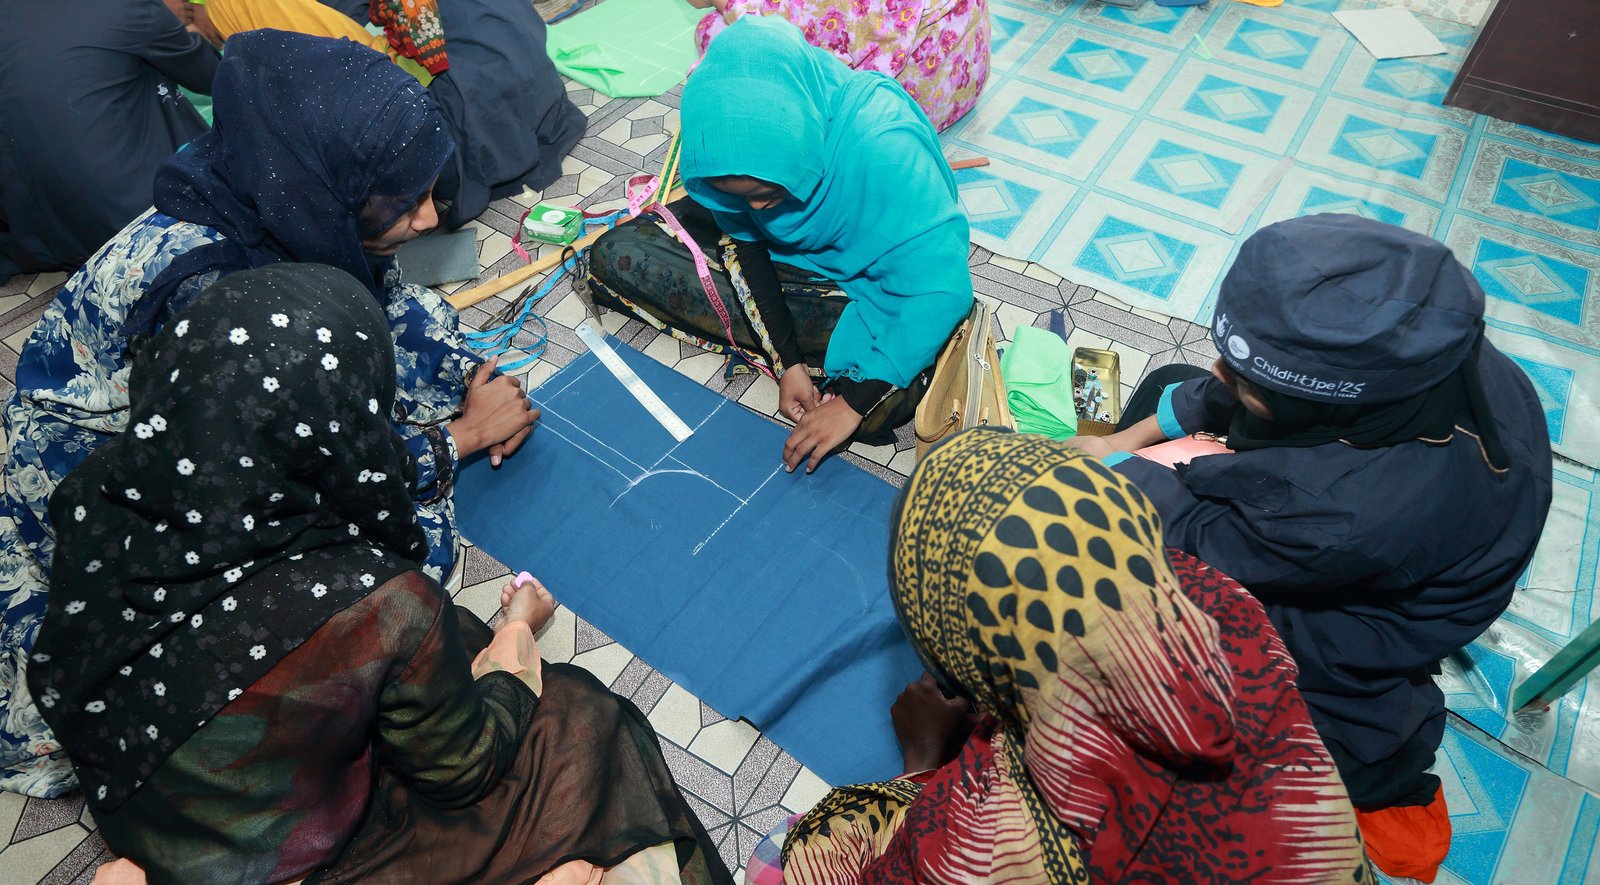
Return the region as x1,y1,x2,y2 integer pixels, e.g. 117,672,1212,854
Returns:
574,321,694,442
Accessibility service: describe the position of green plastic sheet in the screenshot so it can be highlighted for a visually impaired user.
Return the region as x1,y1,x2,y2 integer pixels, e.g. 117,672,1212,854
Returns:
546,0,706,98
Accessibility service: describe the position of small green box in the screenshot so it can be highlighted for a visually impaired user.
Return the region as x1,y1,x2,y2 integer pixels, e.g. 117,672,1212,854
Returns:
521,204,584,245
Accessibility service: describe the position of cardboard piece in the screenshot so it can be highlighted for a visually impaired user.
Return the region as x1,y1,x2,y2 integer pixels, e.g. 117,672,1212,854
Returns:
1333,8,1447,60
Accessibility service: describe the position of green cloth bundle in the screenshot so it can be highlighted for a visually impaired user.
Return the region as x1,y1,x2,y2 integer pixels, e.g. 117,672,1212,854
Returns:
1000,326,1079,440
545,0,706,98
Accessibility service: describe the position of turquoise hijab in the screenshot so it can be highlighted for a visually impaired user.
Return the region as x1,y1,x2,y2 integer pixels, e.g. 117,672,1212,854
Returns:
680,17,972,389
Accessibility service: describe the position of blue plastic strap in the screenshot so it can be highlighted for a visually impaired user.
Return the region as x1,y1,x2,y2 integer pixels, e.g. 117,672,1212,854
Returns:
464,255,582,369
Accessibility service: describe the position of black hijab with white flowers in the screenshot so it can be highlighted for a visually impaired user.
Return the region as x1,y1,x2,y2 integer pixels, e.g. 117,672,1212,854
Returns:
30,263,428,812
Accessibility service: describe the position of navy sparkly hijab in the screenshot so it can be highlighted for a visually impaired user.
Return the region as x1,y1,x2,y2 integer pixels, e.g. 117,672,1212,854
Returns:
33,264,429,812
128,30,453,342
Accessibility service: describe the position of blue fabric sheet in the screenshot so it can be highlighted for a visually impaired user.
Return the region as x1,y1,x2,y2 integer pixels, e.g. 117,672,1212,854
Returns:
454,338,923,786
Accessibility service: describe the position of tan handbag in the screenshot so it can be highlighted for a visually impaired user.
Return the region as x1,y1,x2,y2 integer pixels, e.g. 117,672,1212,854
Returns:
914,301,1014,459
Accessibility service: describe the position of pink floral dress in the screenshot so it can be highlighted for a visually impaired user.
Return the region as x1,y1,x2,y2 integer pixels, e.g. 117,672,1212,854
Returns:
694,0,989,132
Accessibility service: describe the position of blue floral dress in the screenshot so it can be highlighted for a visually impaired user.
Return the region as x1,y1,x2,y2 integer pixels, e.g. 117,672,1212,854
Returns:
0,210,476,796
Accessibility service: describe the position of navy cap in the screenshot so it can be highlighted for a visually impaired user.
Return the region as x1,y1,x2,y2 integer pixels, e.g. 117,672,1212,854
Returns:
1211,214,1484,404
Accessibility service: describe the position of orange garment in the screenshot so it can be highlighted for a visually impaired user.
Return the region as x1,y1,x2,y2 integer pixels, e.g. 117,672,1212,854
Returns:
205,0,434,85
1356,785,1452,883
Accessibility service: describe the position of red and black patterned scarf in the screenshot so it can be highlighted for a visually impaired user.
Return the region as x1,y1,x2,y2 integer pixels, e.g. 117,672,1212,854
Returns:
783,430,1370,884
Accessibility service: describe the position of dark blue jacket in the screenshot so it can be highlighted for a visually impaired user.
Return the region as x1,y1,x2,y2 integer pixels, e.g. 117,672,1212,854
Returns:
1110,342,1553,763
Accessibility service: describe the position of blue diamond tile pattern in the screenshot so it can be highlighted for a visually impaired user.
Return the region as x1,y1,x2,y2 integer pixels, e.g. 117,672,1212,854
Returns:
1074,216,1194,298
1050,38,1147,92
1185,75,1283,134
945,12,1600,867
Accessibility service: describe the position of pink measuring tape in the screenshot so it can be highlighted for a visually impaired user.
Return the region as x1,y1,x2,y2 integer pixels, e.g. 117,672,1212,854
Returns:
625,173,777,381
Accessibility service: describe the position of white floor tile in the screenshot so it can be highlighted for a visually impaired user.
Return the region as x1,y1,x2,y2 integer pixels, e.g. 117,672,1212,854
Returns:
993,302,1040,346
0,825,90,884
0,792,25,848
687,719,761,775
571,641,634,687
544,290,589,328
989,255,1028,273
578,167,615,198
24,271,68,296
888,448,917,475
648,684,705,748
643,333,679,367
535,604,579,664
455,577,506,625
738,374,780,416
627,99,671,121
598,118,632,146
624,134,667,157
478,232,514,267
510,186,540,209
1022,263,1062,285
1093,291,1134,312
848,441,896,465
780,766,833,814
521,359,561,390
4,323,36,353
675,352,724,385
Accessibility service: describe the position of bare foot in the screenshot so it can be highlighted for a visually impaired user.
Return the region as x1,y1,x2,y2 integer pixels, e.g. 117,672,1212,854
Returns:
501,574,557,633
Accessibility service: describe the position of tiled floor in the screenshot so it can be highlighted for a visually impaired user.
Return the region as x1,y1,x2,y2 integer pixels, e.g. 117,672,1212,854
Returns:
0,78,1218,884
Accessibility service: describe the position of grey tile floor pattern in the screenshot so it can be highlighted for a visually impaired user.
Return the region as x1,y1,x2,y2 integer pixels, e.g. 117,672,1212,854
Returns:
0,75,1220,883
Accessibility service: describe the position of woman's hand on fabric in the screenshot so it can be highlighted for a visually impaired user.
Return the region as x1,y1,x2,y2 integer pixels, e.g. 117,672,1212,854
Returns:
892,673,976,774
778,364,821,422
502,574,558,633
448,356,541,467
783,396,862,473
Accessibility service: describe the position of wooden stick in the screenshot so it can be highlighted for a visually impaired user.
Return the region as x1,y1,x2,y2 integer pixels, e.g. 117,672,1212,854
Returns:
446,187,688,311
948,156,991,171
656,131,682,196
446,235,587,310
